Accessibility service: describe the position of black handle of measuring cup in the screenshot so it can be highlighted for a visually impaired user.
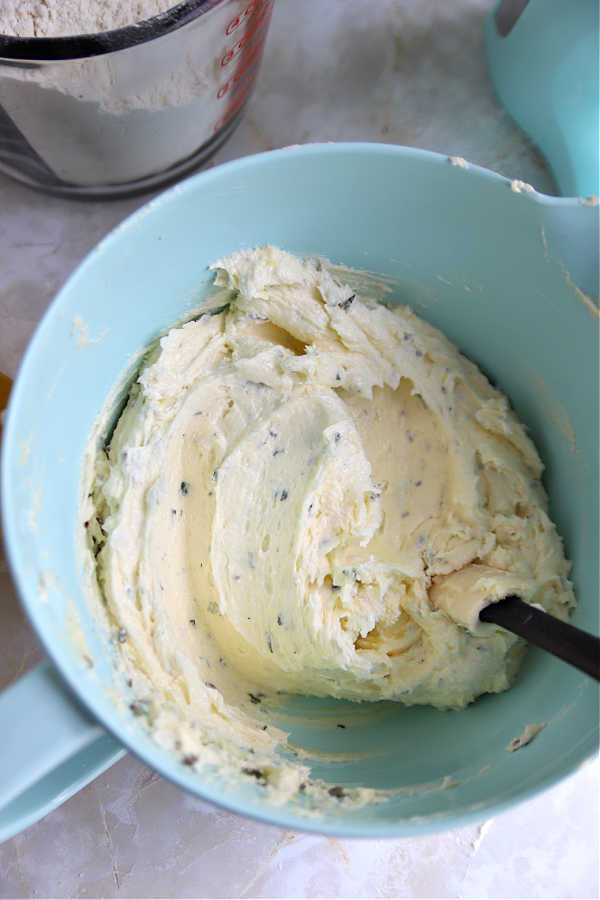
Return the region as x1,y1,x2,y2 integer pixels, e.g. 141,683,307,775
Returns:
480,595,600,681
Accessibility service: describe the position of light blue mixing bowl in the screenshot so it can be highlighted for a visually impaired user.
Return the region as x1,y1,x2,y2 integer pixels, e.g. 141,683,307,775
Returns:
1,143,598,842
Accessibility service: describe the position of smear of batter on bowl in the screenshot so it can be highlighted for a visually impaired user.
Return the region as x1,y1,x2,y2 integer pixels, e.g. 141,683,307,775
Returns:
83,246,574,804
510,179,536,194
507,722,547,752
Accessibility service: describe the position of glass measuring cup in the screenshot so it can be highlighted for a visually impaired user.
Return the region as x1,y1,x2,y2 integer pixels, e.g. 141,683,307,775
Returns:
0,0,274,198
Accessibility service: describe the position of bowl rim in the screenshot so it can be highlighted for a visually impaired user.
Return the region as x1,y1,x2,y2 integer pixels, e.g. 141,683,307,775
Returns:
2,142,597,838
0,0,227,62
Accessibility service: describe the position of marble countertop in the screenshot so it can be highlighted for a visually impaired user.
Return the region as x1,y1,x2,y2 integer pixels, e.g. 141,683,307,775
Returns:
0,1,597,897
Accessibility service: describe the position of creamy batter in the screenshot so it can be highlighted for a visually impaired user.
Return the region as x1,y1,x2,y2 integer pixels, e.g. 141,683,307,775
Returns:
86,246,574,799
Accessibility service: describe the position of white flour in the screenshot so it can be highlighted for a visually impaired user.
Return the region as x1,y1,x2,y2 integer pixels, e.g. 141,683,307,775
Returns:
0,1,177,38
0,0,271,187
0,1,221,115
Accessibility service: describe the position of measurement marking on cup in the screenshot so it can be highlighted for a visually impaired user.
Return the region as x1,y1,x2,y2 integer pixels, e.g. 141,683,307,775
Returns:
226,0,266,36
221,1,271,67
214,0,274,134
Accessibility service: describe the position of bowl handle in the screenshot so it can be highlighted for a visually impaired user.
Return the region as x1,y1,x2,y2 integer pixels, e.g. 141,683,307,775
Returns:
485,0,599,198
0,660,124,842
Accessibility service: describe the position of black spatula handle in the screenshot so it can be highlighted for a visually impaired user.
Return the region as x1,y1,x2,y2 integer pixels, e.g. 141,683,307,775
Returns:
479,595,600,681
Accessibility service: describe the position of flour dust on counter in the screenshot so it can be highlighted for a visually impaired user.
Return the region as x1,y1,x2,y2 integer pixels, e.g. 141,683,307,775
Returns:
82,246,574,808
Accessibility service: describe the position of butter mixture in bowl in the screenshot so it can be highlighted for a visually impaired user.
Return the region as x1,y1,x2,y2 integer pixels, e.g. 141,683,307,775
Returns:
85,246,574,805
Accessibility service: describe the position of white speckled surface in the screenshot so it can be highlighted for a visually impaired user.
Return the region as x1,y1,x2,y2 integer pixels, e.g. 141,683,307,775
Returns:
0,1,598,897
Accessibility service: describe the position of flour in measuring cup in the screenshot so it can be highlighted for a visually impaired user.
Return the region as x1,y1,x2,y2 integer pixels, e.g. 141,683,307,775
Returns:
0,1,177,38
0,1,224,115
0,1,272,187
